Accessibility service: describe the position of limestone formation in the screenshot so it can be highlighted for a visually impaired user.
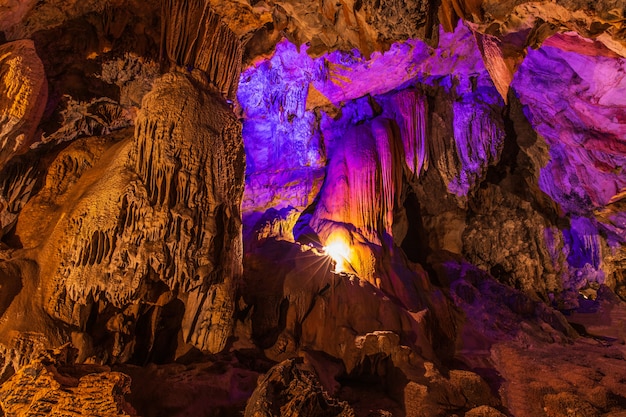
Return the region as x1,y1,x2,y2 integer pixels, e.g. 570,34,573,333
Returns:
161,0,243,99
0,39,47,169
21,72,245,360
0,152,45,239
244,359,354,417
393,90,429,182
0,345,136,416
41,97,134,145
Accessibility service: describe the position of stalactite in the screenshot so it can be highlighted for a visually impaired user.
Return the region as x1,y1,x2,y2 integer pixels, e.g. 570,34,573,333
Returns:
393,90,429,182
311,117,403,277
161,0,243,99
444,96,505,197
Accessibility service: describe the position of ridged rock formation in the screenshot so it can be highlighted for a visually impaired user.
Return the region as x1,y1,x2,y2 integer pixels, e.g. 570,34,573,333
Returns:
130,72,244,354
161,0,242,99
393,90,429,182
463,184,566,296
0,39,47,168
23,72,244,360
309,117,402,282
0,7,245,373
244,359,354,417
0,152,45,239
0,346,136,417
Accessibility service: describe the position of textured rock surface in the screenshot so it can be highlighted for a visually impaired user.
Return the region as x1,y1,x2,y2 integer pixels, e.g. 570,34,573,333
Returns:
0,346,136,416
244,359,354,417
161,0,243,99
513,42,626,220
118,355,261,417
463,184,566,296
0,5,246,376
20,71,245,359
0,40,47,168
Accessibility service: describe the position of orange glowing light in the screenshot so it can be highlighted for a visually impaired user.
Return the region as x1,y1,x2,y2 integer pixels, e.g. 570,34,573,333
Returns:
323,238,351,274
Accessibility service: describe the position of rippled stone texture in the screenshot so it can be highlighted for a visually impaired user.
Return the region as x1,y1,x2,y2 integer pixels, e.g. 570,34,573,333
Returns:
244,359,354,417
0,346,136,416
23,72,244,359
0,40,47,168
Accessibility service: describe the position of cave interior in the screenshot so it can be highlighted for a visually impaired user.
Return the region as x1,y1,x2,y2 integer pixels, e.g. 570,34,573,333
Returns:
0,0,625,416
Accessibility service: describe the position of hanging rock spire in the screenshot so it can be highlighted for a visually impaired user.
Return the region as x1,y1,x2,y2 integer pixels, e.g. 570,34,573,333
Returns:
161,0,243,100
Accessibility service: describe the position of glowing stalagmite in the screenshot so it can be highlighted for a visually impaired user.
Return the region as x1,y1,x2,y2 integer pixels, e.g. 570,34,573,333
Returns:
310,117,404,280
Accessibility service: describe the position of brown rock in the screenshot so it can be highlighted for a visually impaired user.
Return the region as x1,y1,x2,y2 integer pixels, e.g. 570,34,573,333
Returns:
161,0,242,99
0,345,136,416
464,405,507,417
463,184,565,296
448,370,498,409
0,152,46,239
543,392,600,417
244,358,354,417
11,70,244,361
0,40,47,168
403,381,432,417
132,72,244,354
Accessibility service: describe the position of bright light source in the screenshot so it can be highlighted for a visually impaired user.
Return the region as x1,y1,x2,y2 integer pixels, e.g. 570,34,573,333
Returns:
323,238,351,274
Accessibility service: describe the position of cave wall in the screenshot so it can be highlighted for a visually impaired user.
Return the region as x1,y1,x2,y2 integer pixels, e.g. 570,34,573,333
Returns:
0,0,246,372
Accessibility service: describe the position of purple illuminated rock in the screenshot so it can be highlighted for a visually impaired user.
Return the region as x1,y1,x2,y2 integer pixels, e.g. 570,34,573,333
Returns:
239,23,505,247
509,36,626,291
513,41,626,219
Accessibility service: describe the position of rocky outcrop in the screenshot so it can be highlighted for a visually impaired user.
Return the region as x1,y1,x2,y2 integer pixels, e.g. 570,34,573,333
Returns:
441,1,626,100
0,152,46,240
513,40,626,219
463,184,566,297
507,35,626,294
244,359,354,417
21,71,245,359
0,345,136,416
130,72,244,354
1,6,247,364
41,97,134,145
0,40,47,168
243,239,437,370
